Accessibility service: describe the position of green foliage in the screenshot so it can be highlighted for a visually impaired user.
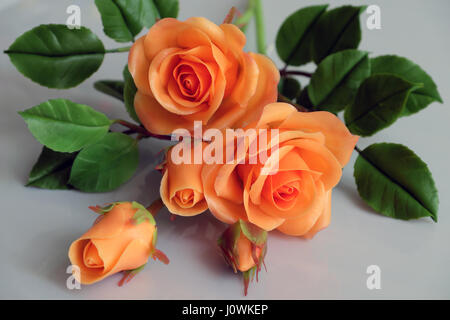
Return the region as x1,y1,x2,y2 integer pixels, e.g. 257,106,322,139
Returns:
278,77,301,100
6,24,104,88
26,147,76,190
19,99,112,153
311,5,365,63
354,143,438,221
94,80,124,101
69,132,139,192
95,0,179,42
344,74,422,136
308,49,370,112
276,5,328,66
371,55,442,116
123,65,140,123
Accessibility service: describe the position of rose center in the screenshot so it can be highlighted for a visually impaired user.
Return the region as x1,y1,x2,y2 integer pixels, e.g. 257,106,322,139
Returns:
83,241,104,268
274,184,299,202
175,189,194,205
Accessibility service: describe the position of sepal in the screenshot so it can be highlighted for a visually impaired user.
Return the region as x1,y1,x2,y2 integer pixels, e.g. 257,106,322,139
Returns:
217,220,268,295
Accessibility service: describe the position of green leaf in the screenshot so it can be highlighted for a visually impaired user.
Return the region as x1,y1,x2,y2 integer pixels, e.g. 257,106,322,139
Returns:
278,77,301,100
94,80,124,101
26,147,76,190
123,65,140,123
239,220,267,246
296,85,314,111
154,0,179,18
115,0,160,29
19,99,112,153
276,5,328,66
311,5,365,63
371,55,442,116
308,49,370,113
69,132,139,192
6,24,104,89
354,143,438,221
344,74,422,136
95,0,142,42
95,0,178,43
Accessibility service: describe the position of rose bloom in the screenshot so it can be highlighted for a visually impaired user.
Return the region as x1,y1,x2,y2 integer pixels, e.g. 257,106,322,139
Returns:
202,103,359,238
128,17,279,134
68,202,156,284
160,142,208,216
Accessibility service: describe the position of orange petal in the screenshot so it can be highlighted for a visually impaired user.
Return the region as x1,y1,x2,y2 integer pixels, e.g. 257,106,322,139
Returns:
285,139,342,191
202,163,247,224
302,190,332,239
144,18,186,61
185,17,227,53
280,111,359,166
134,91,194,134
233,53,280,127
276,181,326,236
128,36,152,96
243,167,285,230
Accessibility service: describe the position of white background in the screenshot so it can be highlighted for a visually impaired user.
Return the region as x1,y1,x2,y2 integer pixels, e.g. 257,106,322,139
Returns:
0,0,449,299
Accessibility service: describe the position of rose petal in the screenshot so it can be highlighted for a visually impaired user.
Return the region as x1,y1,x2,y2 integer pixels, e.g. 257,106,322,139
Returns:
128,36,152,96
302,190,332,239
233,53,280,127
280,111,359,166
134,91,194,134
276,181,326,236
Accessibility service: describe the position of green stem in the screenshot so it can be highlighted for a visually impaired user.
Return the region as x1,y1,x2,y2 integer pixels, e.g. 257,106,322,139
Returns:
253,0,266,54
105,46,132,53
235,0,255,32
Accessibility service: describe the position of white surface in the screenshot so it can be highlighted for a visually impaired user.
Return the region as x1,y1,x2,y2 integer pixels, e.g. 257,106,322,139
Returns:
1,0,449,299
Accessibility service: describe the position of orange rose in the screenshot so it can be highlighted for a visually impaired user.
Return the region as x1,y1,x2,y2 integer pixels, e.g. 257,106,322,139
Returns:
128,17,279,134
68,202,165,285
202,103,359,238
160,142,208,216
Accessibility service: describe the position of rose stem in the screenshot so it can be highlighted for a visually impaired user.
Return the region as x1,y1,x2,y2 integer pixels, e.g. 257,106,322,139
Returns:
105,46,132,53
115,120,173,141
253,0,266,54
146,198,164,217
234,0,256,32
279,70,313,78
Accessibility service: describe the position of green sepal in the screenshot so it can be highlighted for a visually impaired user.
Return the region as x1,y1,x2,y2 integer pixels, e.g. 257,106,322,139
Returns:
131,201,156,226
239,220,267,246
118,263,147,286
88,201,123,214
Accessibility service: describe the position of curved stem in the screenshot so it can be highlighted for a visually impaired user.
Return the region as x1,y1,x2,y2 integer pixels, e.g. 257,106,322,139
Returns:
235,0,255,32
280,69,312,78
146,198,164,216
105,46,132,53
254,0,266,54
115,120,173,141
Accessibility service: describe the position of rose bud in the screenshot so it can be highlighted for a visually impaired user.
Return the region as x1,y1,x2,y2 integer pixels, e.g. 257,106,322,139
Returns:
217,220,267,295
160,141,208,216
68,201,168,285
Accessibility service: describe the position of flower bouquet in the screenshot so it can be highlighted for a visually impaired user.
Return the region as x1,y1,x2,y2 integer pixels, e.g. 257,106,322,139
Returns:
5,0,441,295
